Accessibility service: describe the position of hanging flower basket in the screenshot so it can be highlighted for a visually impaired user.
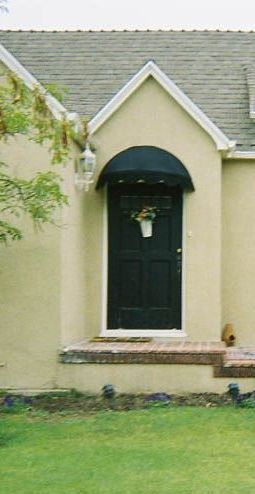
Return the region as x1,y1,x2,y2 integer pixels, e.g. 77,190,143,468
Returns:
140,219,153,237
131,206,156,238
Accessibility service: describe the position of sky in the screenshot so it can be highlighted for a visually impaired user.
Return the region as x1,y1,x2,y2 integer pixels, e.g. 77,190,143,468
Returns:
1,0,255,31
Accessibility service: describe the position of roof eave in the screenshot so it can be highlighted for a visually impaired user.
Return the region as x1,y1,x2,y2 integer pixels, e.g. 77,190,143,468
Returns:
226,150,255,159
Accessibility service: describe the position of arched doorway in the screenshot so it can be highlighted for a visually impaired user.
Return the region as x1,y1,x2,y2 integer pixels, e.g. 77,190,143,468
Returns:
97,146,194,331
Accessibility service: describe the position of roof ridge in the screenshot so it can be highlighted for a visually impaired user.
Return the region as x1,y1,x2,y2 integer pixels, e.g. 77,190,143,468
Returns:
1,29,255,33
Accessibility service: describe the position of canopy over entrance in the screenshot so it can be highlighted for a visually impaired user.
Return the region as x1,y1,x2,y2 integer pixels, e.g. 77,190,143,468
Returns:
96,146,194,190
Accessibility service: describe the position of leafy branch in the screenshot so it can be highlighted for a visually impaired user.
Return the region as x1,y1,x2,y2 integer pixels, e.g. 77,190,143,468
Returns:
0,70,86,243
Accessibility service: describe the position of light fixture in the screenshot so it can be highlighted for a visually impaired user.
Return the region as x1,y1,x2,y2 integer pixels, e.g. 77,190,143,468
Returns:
74,143,97,192
102,384,115,399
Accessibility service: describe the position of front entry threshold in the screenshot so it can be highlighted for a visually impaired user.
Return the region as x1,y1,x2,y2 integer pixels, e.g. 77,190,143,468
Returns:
100,329,187,338
60,340,225,365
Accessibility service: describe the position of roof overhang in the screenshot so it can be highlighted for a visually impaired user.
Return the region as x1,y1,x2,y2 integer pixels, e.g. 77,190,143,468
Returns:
89,60,236,153
225,150,255,160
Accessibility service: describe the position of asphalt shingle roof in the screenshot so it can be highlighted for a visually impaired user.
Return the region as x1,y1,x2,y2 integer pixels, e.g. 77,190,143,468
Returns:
0,30,255,150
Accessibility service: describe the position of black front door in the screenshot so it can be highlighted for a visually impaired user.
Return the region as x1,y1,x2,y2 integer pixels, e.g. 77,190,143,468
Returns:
107,184,182,329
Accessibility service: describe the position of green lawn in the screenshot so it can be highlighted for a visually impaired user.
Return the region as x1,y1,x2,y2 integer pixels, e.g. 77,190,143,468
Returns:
0,408,255,493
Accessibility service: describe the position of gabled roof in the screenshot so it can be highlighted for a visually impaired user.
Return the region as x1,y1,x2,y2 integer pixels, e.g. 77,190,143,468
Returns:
89,60,234,151
0,30,255,151
0,42,69,120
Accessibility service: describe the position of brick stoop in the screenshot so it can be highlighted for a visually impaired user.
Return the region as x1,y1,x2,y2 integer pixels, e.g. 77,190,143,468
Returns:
60,340,226,365
214,347,255,378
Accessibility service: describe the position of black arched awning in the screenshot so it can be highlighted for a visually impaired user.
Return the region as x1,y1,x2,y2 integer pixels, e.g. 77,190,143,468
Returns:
96,146,194,191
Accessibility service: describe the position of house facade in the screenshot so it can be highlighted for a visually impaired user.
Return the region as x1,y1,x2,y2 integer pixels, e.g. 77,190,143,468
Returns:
1,31,255,393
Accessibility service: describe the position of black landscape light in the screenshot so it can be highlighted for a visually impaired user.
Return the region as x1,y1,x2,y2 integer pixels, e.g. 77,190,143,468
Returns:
102,384,115,399
228,383,240,403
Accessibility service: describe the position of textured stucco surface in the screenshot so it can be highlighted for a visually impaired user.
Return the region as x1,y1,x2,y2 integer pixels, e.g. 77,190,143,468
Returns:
57,363,255,394
0,138,63,389
222,159,255,346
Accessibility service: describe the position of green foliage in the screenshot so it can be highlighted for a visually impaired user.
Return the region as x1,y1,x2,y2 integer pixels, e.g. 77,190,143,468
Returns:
1,401,30,415
0,70,84,243
145,400,170,408
0,164,68,242
239,397,255,408
44,82,68,104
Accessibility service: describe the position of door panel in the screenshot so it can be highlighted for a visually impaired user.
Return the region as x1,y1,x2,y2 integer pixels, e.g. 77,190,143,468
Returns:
120,260,143,307
108,184,182,329
149,261,172,307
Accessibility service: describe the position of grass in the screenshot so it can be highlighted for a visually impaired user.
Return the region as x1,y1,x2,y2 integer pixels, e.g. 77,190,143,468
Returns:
0,407,255,493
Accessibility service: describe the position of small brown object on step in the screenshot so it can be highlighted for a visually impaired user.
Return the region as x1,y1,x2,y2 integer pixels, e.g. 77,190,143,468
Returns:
222,323,236,346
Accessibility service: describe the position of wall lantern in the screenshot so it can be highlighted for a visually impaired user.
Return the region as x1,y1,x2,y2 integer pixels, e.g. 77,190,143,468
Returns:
74,143,97,192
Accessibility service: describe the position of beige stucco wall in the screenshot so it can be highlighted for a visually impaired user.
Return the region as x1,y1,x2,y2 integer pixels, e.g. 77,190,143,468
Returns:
58,363,255,394
84,76,222,341
59,145,90,346
222,159,255,345
0,138,61,388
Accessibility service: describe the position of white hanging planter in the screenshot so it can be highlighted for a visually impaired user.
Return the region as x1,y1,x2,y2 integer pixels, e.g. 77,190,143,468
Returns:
140,219,153,238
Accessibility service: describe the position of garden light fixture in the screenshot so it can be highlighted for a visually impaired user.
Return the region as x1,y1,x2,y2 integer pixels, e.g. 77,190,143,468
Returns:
102,384,115,399
74,143,96,192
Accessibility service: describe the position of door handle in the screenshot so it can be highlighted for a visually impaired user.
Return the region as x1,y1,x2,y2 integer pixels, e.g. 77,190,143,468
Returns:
176,248,182,274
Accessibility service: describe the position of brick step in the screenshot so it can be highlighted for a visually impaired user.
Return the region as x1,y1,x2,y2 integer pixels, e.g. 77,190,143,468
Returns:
60,340,225,365
60,341,255,377
225,347,255,364
214,347,255,378
214,366,255,378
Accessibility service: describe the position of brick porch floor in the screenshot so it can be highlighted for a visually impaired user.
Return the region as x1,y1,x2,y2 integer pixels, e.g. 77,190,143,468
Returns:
215,347,255,377
59,340,255,377
225,347,255,366
60,340,225,365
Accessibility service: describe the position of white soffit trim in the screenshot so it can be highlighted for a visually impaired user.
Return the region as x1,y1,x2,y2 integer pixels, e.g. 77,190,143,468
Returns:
226,150,255,159
0,43,68,120
89,60,235,151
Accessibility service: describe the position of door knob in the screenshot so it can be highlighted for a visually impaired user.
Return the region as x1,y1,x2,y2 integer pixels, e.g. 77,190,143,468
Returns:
176,248,182,274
